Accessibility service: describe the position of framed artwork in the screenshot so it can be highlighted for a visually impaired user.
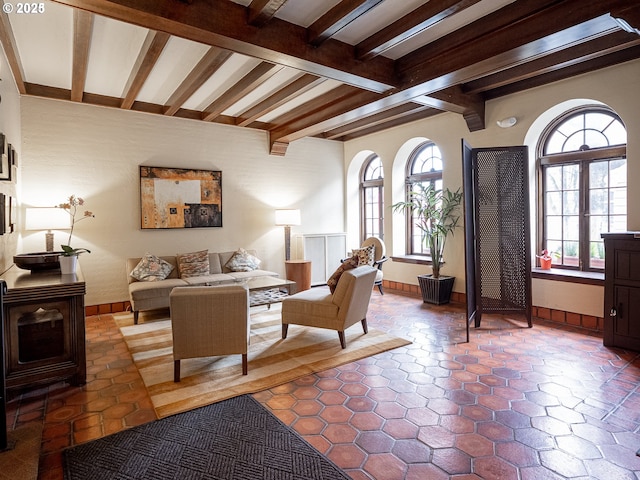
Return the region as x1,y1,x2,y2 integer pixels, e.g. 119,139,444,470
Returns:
0,194,5,235
9,196,16,232
140,166,222,229
0,153,10,181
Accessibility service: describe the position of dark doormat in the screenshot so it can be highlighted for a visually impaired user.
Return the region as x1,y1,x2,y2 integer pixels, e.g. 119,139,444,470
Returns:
64,394,349,479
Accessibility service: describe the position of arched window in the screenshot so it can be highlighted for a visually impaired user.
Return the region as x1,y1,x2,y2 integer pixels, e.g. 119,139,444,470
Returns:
360,154,384,241
538,106,627,271
406,142,443,255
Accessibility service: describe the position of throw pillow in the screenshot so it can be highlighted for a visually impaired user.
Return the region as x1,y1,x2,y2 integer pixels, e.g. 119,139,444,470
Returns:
176,249,210,278
326,255,359,294
225,248,262,272
130,253,174,282
352,244,375,266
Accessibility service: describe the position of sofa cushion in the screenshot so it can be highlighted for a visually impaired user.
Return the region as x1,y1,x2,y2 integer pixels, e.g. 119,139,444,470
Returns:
227,269,279,280
128,278,187,301
225,248,261,272
177,249,210,278
130,253,174,282
182,273,236,286
326,255,359,294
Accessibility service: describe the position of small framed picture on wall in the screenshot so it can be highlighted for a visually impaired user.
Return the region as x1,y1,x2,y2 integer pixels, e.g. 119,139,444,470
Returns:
0,153,11,181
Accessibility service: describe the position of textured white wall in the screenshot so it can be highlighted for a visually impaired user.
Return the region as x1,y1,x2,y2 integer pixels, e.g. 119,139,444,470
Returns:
344,59,640,317
19,97,344,305
0,46,21,273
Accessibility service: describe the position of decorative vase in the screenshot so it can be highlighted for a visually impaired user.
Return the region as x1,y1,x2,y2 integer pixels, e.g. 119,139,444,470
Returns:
59,255,78,275
418,274,455,305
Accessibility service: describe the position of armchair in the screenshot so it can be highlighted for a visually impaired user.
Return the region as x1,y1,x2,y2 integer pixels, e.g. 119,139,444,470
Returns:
170,285,250,382
351,236,388,294
281,266,377,349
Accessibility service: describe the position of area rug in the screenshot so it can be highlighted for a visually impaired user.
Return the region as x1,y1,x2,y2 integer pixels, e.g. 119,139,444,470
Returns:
63,394,350,479
116,303,411,418
0,423,42,480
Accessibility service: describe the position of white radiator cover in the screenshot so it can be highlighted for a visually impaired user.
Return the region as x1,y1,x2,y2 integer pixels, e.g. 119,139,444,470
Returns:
293,233,347,285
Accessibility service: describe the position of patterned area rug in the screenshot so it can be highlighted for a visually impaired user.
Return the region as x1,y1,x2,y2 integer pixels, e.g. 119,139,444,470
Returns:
63,394,350,479
116,302,411,418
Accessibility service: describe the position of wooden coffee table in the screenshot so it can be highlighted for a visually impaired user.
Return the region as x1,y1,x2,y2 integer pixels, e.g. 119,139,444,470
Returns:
246,276,296,308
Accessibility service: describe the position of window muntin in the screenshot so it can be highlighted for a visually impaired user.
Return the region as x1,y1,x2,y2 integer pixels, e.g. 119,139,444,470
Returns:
540,107,627,271
406,143,443,255
360,155,384,241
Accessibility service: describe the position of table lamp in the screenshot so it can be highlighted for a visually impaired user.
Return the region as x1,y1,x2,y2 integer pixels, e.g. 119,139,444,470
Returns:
25,207,70,252
275,209,301,261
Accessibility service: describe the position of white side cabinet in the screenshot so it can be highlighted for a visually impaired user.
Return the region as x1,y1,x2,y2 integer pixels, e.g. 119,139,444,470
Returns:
293,233,347,286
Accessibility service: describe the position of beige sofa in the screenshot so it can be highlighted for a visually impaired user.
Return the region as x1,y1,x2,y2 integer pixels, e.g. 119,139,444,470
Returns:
126,250,277,324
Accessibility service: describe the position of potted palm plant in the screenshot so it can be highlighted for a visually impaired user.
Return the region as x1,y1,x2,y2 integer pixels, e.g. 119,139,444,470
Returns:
392,183,463,304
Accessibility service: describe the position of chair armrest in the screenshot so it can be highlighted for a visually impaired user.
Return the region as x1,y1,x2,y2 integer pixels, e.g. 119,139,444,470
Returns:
374,256,389,269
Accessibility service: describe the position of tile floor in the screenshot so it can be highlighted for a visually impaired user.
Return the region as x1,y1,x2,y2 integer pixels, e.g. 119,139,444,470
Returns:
6,290,640,479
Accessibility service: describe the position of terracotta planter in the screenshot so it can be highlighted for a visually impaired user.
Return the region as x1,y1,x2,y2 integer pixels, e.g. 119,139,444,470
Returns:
418,274,455,305
539,257,552,270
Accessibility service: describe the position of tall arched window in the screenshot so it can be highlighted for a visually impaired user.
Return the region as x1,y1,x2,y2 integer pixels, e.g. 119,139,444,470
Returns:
360,154,384,241
406,142,443,255
538,106,627,271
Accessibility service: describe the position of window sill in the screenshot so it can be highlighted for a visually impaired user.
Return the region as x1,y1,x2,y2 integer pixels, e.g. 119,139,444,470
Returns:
391,257,604,286
531,267,604,286
391,255,432,265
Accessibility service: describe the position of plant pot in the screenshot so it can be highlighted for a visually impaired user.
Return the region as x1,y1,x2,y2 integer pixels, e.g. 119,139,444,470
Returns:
59,255,78,275
539,257,552,270
418,274,455,305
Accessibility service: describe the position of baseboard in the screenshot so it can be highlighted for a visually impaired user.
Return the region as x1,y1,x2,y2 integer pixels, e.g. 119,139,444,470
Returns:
86,281,603,333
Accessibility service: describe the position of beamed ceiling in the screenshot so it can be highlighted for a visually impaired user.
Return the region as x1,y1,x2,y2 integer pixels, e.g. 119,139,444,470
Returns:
1,0,639,155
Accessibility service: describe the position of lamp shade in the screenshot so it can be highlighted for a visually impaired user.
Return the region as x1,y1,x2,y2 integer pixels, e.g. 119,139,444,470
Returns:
275,209,301,226
25,207,70,231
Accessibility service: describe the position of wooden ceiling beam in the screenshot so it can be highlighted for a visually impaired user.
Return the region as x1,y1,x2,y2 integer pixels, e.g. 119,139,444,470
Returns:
50,0,397,93
121,30,170,110
248,0,289,27
338,109,442,142
164,46,233,117
356,0,482,60
308,0,384,47
463,32,640,94
236,74,325,127
322,103,432,139
71,10,94,102
0,3,27,93
202,62,283,122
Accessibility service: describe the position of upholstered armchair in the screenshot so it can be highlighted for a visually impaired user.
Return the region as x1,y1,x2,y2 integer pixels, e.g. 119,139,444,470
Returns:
281,265,377,349
170,285,250,382
348,236,388,294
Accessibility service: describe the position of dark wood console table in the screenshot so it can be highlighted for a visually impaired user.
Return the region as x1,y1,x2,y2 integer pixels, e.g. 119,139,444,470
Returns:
0,265,86,392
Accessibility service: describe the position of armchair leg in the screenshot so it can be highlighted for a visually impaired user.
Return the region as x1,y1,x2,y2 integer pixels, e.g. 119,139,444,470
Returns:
377,283,384,295
361,318,368,334
242,354,248,375
134,311,139,325
338,331,346,349
174,360,180,382
282,323,289,339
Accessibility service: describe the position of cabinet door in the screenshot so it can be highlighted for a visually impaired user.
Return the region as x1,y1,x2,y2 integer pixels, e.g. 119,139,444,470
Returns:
611,285,640,350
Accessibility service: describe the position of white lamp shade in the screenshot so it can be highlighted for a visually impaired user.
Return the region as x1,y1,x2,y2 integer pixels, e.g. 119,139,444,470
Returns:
275,209,301,226
25,207,70,231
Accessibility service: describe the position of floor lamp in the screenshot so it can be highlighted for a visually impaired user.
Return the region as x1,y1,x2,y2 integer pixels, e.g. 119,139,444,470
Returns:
275,209,301,261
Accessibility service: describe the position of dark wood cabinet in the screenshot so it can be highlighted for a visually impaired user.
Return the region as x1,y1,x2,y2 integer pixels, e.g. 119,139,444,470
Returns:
602,232,640,351
1,265,86,392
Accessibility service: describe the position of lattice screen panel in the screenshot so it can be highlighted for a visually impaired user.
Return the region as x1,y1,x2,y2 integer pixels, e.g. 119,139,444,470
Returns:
473,147,531,321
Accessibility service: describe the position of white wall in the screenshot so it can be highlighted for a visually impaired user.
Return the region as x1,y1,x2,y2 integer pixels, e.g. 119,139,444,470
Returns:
0,45,21,273
19,97,345,305
344,59,640,318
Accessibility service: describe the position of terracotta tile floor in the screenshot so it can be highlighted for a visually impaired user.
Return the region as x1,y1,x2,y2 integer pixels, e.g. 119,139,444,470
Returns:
6,290,640,479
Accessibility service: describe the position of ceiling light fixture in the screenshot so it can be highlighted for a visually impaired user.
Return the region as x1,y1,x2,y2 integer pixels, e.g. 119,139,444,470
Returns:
496,117,517,128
